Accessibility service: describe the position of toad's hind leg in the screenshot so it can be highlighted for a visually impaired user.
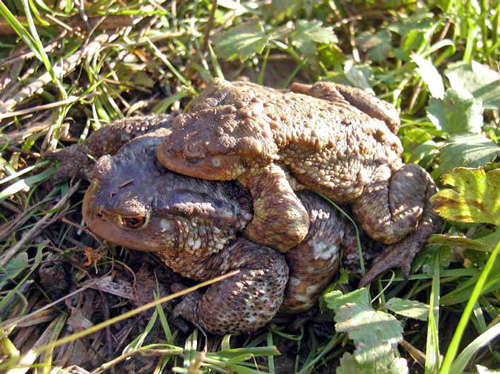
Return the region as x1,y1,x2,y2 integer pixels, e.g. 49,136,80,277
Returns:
173,239,289,334
240,164,310,252
353,164,440,286
280,191,347,313
290,81,400,133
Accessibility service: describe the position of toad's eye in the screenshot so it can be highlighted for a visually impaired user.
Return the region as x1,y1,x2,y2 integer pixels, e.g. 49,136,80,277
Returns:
120,215,147,229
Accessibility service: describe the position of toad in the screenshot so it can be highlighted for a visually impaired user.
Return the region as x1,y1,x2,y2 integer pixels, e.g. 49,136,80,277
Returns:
45,116,356,334
156,79,439,285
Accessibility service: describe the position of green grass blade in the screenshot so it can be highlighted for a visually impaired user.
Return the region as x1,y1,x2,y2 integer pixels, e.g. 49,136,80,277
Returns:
425,250,441,374
450,322,500,373
0,2,42,60
439,239,500,374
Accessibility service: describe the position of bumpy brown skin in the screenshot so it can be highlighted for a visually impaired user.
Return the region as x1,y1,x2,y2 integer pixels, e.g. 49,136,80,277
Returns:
46,121,354,334
44,115,175,183
157,79,440,285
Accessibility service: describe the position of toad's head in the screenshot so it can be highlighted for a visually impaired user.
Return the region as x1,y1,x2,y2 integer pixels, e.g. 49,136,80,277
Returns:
156,106,274,181
83,131,252,260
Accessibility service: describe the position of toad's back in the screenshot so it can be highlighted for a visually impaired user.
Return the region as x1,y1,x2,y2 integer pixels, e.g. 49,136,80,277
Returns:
189,79,403,201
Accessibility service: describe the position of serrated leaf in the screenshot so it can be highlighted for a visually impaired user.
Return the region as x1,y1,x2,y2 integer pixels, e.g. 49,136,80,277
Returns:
430,168,500,226
437,133,500,174
426,89,483,134
213,19,269,61
290,20,336,55
388,10,434,35
445,61,500,110
338,352,408,374
385,298,429,321
429,228,500,252
411,54,444,99
325,288,403,364
325,288,370,311
0,252,29,290
356,30,391,62
408,139,440,167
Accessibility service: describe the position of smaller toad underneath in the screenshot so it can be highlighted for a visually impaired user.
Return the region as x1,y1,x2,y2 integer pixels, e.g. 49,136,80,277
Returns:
46,116,357,334
157,79,440,285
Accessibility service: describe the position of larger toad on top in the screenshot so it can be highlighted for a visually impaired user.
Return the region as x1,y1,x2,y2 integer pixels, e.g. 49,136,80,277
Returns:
157,79,439,285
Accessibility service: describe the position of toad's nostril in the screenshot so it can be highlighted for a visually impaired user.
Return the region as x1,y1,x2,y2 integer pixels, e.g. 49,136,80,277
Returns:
183,143,205,160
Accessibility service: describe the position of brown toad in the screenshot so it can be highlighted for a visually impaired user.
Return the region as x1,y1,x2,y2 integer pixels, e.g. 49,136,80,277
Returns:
45,116,355,334
156,79,440,285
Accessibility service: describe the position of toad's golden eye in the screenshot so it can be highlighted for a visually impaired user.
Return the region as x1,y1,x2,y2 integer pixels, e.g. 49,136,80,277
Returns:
120,216,147,229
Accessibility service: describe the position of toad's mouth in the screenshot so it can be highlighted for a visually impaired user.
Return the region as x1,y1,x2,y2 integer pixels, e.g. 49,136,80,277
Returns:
82,187,156,252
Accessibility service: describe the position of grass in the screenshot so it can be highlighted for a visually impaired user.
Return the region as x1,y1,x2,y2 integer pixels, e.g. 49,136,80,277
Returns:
0,0,499,373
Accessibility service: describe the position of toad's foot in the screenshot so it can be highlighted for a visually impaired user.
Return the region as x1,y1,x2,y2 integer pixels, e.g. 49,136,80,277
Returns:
356,164,440,286
240,164,310,252
43,143,95,183
173,239,288,334
43,115,175,183
290,81,400,133
280,191,350,313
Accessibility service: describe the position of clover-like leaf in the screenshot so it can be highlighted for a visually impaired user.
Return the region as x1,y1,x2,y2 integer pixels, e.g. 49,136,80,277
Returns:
338,352,408,374
0,252,29,290
325,288,404,364
213,19,269,61
445,61,500,110
384,298,429,321
437,133,500,174
430,168,500,226
357,30,392,62
290,20,336,55
426,89,483,134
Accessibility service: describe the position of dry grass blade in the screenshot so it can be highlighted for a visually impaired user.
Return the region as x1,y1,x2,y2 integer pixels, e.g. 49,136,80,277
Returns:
4,314,67,374
90,348,183,374
0,180,81,267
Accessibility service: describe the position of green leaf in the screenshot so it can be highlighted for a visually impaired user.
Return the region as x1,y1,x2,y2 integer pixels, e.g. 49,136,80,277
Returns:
213,19,269,61
0,252,29,290
426,89,483,134
430,168,500,226
269,0,304,20
429,228,500,252
338,352,408,374
437,133,500,174
325,289,404,364
411,54,444,99
445,61,500,110
384,298,429,321
388,10,434,35
356,30,391,62
290,20,336,55
408,139,440,167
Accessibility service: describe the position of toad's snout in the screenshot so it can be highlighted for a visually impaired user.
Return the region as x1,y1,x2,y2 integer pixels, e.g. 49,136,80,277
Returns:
182,142,207,162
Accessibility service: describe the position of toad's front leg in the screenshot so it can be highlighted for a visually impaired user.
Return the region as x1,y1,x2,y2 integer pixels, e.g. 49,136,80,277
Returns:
173,238,288,334
43,115,175,183
239,164,310,252
353,164,441,285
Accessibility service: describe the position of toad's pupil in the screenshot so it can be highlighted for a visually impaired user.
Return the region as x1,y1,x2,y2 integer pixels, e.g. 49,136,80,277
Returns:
123,216,145,228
